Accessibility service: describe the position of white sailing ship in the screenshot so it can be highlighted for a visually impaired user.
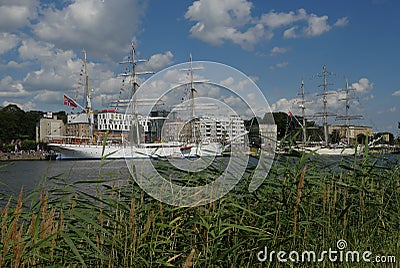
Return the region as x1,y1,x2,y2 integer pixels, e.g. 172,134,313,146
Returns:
292,66,363,156
48,46,244,159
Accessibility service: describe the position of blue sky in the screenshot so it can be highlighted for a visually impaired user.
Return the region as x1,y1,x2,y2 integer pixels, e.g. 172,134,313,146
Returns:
0,0,399,133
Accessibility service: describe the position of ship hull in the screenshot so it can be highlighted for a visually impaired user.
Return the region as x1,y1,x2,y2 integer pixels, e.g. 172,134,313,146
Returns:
48,142,222,160
293,145,363,156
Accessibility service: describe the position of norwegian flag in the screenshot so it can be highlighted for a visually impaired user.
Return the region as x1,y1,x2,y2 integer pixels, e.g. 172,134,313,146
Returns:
63,94,78,108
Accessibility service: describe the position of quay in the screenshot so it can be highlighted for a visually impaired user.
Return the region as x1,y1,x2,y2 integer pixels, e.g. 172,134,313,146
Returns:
0,151,58,161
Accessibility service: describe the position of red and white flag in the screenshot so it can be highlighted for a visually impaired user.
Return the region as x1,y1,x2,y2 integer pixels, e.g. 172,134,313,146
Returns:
63,94,78,108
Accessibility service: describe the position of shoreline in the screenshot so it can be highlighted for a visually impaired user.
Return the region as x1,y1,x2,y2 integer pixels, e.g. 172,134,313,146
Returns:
0,152,58,161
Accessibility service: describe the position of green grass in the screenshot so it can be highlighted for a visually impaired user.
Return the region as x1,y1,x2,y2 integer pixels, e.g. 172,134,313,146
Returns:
0,152,399,267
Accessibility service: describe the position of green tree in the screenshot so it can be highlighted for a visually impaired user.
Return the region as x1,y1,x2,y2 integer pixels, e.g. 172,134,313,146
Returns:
0,104,24,143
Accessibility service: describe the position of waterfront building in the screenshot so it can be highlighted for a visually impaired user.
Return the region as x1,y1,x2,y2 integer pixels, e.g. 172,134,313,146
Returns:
328,125,373,144
36,114,66,143
66,112,94,139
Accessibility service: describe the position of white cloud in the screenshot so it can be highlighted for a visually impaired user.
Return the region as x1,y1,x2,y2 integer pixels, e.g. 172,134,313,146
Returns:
270,46,287,56
0,33,20,55
0,0,39,32
0,76,29,98
19,39,80,92
185,3,348,48
18,39,54,61
271,98,293,112
32,0,147,60
33,90,63,104
392,90,400,96
269,62,288,70
283,26,298,38
260,9,307,29
303,14,331,37
282,12,333,39
2,101,35,111
334,17,349,27
138,51,174,72
185,0,271,50
264,9,347,40
351,78,374,93
5,61,29,69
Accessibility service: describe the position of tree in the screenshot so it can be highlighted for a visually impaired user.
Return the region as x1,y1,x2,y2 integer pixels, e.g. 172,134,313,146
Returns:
0,104,24,143
272,112,290,140
0,104,44,145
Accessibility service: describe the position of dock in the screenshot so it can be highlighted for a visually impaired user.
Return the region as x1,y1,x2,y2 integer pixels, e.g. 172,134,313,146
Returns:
0,151,58,161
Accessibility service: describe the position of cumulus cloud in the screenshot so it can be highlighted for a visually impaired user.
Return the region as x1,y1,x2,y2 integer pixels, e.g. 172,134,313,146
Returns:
351,78,374,93
18,39,54,61
260,9,307,29
137,51,174,72
32,0,147,60
0,76,29,98
185,2,348,48
18,39,80,92
282,11,333,39
0,33,20,55
2,101,36,111
271,98,293,112
283,26,298,38
303,14,331,37
0,0,39,32
185,0,271,50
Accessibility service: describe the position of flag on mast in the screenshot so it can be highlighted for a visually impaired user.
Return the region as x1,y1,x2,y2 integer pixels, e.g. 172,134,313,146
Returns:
63,94,78,107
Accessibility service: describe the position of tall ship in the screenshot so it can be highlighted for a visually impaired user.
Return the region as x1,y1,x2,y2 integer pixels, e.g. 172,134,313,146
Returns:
48,46,245,159
290,66,365,155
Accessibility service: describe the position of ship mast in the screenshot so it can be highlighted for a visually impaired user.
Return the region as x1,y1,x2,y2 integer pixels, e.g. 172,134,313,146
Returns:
336,80,363,145
316,65,335,146
81,49,93,137
298,80,308,144
118,43,153,113
189,53,195,119
322,66,329,146
179,53,203,143
118,42,153,144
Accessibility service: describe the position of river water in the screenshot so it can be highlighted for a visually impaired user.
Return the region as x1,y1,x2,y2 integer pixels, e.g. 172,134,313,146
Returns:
0,160,131,198
1,154,399,201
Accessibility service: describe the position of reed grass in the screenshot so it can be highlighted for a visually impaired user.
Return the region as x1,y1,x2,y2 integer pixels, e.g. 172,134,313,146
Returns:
0,151,399,267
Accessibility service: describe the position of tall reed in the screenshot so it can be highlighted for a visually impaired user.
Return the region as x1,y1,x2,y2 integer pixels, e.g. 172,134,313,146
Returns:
0,151,399,267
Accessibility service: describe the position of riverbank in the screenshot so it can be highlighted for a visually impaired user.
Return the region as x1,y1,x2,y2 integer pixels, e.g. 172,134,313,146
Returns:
0,151,58,161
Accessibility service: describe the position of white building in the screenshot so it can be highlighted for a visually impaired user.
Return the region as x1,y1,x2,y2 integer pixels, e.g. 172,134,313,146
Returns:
162,114,247,145
97,110,133,131
199,114,246,144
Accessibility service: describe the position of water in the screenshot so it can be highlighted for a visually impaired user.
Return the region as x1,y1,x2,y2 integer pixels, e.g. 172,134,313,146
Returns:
0,160,131,198
1,154,399,201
